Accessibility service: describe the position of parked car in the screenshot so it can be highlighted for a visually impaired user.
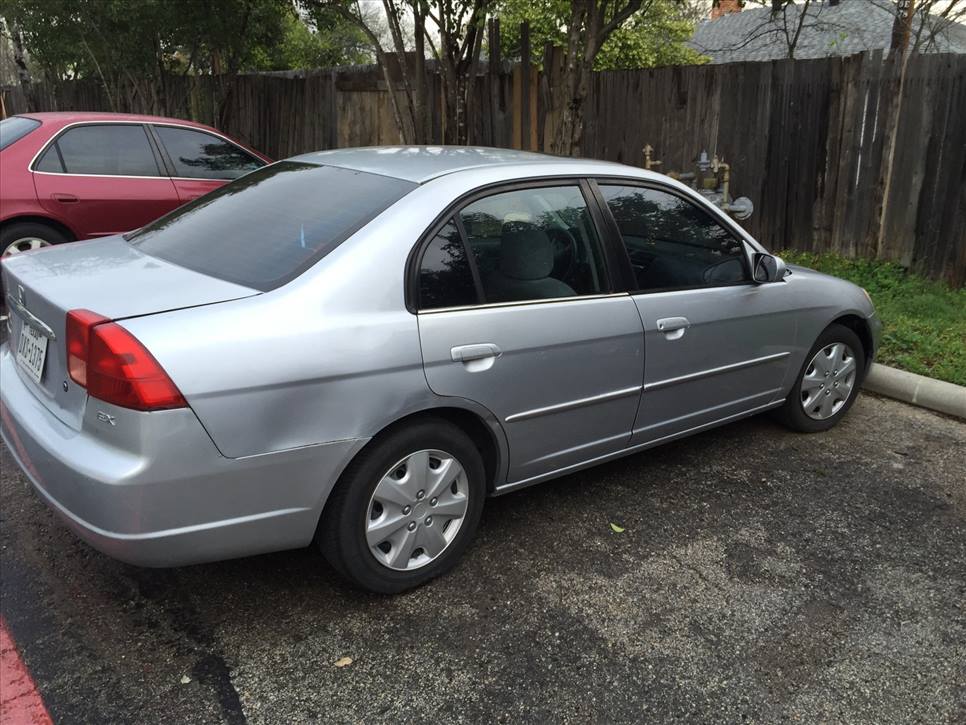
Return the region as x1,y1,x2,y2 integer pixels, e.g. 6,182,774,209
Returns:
0,112,270,257
0,147,880,593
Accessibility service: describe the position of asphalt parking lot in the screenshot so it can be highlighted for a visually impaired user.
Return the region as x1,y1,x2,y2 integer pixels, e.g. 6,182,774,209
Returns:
1,393,964,724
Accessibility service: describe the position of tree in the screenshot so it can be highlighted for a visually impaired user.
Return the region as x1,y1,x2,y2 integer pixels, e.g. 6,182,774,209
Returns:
301,0,427,142
0,0,371,113
497,0,706,70
300,0,492,144
248,9,372,70
526,0,698,156
883,0,966,54
877,0,966,256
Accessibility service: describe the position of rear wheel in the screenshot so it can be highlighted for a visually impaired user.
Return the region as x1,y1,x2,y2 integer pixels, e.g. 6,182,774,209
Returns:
1,221,70,258
776,323,865,433
318,419,486,593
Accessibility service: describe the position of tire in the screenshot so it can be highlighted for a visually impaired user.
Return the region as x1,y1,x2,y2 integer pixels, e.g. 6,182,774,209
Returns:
317,419,486,594
1,221,70,258
775,323,866,433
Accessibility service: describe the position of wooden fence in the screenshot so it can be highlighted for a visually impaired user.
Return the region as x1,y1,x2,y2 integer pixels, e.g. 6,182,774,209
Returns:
3,50,964,285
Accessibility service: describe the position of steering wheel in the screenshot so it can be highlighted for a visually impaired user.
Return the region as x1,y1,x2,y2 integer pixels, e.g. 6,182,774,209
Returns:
546,227,578,282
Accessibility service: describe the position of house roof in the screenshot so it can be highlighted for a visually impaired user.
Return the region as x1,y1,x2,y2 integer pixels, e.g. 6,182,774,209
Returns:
689,0,966,63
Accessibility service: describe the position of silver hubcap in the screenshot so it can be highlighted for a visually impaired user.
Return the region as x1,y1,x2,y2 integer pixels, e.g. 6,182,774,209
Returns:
2,237,49,257
801,342,857,420
366,449,469,571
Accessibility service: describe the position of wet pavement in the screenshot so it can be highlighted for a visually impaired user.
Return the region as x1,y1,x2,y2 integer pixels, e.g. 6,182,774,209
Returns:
1,393,964,724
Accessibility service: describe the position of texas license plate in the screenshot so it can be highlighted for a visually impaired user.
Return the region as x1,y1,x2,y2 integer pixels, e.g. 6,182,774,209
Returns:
16,321,48,384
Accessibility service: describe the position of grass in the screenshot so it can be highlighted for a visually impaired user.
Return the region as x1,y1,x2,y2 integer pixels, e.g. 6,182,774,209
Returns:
778,251,966,387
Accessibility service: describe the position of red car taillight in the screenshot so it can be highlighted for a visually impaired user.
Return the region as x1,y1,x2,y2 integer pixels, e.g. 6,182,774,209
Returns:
66,309,186,411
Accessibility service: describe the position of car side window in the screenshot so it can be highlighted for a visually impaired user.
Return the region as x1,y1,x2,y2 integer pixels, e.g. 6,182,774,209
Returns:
34,146,65,173
47,124,161,177
154,125,263,180
419,219,479,310
458,185,608,304
599,184,750,291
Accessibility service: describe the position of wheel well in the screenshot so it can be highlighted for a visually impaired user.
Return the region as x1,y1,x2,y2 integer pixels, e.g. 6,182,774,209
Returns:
367,408,502,492
0,215,76,242
832,314,874,370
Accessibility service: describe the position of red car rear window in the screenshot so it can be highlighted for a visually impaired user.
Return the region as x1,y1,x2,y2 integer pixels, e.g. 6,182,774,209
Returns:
0,116,41,151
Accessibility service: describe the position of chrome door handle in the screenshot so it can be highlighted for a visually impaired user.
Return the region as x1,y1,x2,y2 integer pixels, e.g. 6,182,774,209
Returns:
450,343,501,362
656,316,690,340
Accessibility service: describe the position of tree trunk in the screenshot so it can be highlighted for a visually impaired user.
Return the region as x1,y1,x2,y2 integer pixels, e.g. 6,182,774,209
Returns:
413,2,429,143
890,0,915,51
550,2,587,155
8,20,33,105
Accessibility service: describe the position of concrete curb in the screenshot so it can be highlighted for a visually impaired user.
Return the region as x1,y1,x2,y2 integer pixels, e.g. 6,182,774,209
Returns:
863,363,966,420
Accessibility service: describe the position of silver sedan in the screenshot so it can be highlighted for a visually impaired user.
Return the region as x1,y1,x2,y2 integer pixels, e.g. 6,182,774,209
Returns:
0,147,880,592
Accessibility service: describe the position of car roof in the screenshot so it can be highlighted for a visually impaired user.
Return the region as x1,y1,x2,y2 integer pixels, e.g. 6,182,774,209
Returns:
290,146,647,184
16,111,218,129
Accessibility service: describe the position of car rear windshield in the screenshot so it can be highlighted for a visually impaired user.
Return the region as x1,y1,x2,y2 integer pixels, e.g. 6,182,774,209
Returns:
0,116,41,150
127,162,416,291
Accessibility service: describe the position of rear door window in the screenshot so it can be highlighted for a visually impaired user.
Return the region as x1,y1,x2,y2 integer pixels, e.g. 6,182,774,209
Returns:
154,125,263,180
44,124,161,176
127,162,416,291
458,185,609,304
34,146,65,172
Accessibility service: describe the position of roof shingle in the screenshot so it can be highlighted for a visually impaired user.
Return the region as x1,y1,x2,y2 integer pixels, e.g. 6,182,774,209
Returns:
689,0,966,63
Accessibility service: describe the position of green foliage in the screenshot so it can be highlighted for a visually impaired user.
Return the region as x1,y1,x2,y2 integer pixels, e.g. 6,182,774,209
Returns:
778,251,966,386
495,0,708,69
247,9,370,70
594,9,708,69
0,0,368,81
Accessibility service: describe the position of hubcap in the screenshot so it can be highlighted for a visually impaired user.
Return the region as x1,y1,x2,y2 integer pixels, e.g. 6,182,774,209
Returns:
2,237,49,257
800,342,857,420
366,449,469,571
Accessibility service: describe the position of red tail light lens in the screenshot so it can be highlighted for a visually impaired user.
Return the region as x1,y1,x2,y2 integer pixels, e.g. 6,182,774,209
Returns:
65,309,186,411
66,309,108,387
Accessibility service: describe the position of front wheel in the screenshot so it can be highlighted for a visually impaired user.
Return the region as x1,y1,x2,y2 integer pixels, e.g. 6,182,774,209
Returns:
775,323,865,433
317,419,486,593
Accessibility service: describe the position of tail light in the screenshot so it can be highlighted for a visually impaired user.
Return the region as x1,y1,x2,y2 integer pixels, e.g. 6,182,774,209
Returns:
65,309,186,411
66,309,107,387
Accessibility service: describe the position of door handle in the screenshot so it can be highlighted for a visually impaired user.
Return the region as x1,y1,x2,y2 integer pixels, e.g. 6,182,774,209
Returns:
656,316,690,340
52,193,79,203
450,343,501,362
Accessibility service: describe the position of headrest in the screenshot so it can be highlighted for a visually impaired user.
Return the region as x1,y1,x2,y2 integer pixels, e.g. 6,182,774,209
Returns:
500,222,554,281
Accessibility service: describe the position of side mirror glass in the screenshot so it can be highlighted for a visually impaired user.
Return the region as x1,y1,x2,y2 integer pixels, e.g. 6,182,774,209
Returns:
753,253,787,283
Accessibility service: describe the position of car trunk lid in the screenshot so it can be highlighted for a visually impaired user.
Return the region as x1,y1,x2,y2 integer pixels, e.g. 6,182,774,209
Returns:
2,236,258,430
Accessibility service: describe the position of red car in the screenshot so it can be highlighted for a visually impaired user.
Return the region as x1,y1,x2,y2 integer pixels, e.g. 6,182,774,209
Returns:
0,112,271,257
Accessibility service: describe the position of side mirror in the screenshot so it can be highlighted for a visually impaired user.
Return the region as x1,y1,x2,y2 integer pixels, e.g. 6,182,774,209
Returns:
753,253,787,283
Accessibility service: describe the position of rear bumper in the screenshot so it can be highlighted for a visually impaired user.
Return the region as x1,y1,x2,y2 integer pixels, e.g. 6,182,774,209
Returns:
0,345,366,566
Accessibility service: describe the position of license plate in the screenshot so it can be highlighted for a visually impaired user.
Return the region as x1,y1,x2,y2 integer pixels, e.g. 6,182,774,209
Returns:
16,321,48,385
